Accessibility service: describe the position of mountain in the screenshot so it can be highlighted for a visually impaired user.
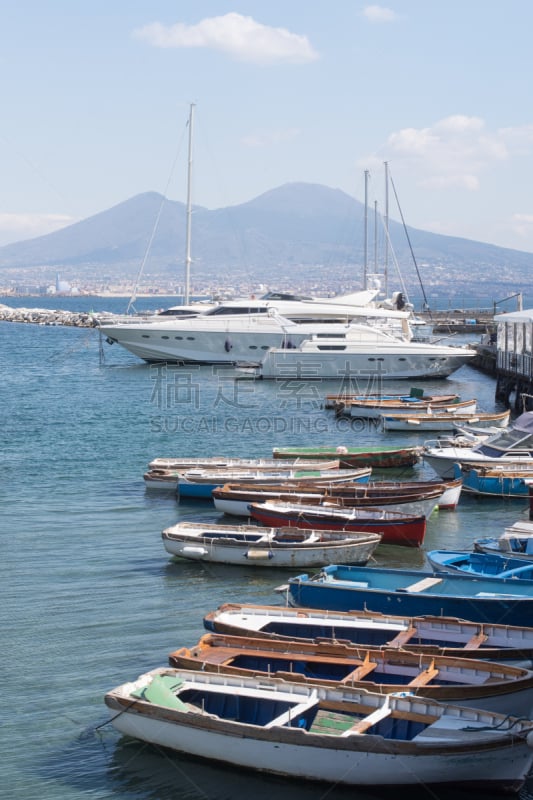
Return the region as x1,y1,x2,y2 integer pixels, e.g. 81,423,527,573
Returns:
2,183,532,303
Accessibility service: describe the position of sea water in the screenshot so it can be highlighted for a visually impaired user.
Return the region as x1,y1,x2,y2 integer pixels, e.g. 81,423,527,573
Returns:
2,295,533,800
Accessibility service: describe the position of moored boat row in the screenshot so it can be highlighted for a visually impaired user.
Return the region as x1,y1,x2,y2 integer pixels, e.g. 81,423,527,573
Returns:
102,392,533,793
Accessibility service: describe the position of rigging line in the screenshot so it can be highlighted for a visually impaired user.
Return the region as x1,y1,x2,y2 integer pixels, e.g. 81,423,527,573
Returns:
377,215,411,302
126,118,190,315
388,172,432,317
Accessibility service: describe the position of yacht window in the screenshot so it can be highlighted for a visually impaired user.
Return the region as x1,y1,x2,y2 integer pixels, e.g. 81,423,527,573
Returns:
261,291,312,301
207,306,268,316
315,333,346,339
476,428,533,456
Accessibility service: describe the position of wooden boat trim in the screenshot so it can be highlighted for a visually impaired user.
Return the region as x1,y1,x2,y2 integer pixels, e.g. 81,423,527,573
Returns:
203,602,533,662
105,665,533,789
167,633,533,706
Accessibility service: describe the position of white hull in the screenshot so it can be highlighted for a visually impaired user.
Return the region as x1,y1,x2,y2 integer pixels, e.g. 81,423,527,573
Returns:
99,305,411,365
424,449,533,479
144,457,345,490
106,669,533,791
109,708,533,788
424,410,533,478
148,456,340,471
161,523,380,567
162,536,378,567
352,399,477,418
100,314,308,364
144,475,179,490
438,479,463,508
257,352,475,380
382,410,509,431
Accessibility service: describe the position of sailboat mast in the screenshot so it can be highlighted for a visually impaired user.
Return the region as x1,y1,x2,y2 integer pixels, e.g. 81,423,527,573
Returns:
184,103,195,305
364,169,369,290
384,161,389,296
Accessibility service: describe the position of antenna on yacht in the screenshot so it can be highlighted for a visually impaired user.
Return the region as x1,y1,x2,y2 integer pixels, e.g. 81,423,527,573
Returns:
184,102,195,306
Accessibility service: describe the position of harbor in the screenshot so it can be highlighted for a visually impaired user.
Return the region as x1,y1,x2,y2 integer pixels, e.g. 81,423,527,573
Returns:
4,293,533,799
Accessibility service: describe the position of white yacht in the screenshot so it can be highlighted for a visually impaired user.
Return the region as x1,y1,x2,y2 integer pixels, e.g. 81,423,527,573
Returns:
97,294,414,365
240,323,476,380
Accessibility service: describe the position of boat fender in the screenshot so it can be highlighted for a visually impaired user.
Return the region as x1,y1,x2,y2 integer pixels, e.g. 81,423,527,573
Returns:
336,446,348,454
527,730,533,749
245,549,274,560
181,546,209,558
224,339,232,352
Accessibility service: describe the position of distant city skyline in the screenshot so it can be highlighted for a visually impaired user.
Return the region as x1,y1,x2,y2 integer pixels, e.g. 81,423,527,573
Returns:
1,2,533,252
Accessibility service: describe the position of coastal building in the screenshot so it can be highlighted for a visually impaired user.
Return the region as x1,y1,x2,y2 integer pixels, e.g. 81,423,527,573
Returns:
494,307,533,410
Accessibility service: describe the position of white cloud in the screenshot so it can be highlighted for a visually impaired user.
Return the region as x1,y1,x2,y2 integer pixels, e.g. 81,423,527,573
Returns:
133,13,319,65
359,115,518,193
510,213,533,241
362,6,398,23
241,128,300,147
0,212,73,244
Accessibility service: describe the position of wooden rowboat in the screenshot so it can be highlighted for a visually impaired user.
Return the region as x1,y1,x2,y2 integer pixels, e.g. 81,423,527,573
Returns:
105,667,533,792
213,482,442,519
381,408,510,432
324,390,460,410
345,397,476,419
272,444,423,468
161,521,382,567
177,466,370,499
168,631,533,714
248,500,427,547
145,463,370,492
203,602,533,663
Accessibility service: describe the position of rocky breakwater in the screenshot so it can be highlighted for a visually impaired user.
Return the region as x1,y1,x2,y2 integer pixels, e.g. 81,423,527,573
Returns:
0,304,99,327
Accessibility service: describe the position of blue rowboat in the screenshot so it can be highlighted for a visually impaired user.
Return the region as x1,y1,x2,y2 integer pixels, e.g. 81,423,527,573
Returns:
454,462,533,497
426,549,533,579
286,564,533,627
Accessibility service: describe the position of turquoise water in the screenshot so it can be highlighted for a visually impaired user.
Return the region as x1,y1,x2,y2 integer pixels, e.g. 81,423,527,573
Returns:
3,296,533,800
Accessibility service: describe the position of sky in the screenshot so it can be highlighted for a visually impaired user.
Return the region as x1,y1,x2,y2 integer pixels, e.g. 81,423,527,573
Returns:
1,1,533,253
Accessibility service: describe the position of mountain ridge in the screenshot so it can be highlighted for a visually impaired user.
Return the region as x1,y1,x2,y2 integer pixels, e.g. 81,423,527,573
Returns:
1,183,531,302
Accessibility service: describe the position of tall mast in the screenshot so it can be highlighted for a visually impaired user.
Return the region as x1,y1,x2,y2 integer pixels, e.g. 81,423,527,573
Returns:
364,169,369,290
184,103,195,305
384,161,389,296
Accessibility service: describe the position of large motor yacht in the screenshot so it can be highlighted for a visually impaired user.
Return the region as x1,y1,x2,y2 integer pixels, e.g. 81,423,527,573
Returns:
97,291,415,365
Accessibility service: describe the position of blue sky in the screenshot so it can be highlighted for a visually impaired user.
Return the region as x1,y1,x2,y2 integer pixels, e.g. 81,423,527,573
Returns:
1,1,533,253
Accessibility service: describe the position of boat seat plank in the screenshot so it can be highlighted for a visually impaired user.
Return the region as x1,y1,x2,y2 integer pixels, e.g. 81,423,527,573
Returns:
309,709,359,735
464,630,488,650
264,694,319,728
387,625,417,648
407,660,440,687
400,577,443,593
341,701,392,735
342,651,378,681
